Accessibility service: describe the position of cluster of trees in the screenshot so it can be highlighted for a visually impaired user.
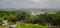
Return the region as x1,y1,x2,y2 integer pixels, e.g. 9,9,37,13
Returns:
0,11,18,21
0,11,60,26
16,12,60,26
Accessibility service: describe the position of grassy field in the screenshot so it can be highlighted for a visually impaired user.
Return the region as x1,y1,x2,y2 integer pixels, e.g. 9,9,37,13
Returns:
0,26,3,28
16,22,49,28
0,22,49,28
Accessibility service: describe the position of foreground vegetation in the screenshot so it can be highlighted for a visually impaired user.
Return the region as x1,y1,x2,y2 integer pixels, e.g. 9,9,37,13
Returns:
0,11,60,28
16,22,49,28
0,22,49,28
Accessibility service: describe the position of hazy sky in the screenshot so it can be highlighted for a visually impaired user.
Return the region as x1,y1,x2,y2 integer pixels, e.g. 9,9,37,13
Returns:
0,0,60,9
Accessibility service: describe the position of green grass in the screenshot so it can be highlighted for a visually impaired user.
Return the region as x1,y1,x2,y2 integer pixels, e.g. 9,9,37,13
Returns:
0,25,3,28
0,22,49,28
16,22,49,28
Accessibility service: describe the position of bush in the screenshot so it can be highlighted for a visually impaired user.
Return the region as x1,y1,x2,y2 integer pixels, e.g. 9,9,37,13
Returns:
0,20,2,25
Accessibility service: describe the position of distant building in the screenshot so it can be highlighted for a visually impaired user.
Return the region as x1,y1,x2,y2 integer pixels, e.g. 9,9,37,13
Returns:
29,11,46,16
47,12,56,14
29,10,56,16
30,11,36,16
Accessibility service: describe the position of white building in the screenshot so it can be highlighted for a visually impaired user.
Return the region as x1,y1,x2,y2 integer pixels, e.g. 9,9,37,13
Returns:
2,21,8,26
30,11,45,15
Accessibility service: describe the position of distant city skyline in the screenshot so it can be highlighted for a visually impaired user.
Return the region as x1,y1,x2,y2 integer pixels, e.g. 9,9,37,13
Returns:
0,0,60,9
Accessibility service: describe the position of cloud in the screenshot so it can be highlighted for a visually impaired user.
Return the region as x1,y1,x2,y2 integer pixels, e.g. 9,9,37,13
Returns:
0,0,60,9
26,0,48,3
26,0,43,3
4,0,17,4
28,0,41,2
